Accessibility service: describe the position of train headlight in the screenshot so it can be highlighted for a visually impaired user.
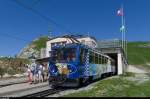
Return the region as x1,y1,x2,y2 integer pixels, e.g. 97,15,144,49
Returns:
69,69,72,73
52,70,55,73
49,64,57,74
67,64,76,74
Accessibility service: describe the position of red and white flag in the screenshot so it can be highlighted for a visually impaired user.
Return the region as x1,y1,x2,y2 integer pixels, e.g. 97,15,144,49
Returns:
117,9,123,16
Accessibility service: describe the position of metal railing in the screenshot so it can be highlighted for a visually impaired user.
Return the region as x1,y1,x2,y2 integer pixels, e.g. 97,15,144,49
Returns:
97,39,122,48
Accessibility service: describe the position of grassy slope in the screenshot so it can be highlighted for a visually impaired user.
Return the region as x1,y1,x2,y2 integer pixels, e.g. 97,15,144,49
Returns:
64,74,150,97
127,42,150,65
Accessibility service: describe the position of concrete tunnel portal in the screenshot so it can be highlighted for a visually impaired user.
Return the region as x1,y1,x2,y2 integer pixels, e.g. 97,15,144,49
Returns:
106,53,118,75
97,47,128,75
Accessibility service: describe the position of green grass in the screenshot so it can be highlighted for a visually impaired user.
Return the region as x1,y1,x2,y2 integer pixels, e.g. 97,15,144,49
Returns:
64,75,150,97
32,36,48,51
127,42,150,65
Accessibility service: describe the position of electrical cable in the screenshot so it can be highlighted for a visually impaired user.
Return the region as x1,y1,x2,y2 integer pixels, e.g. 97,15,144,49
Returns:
12,0,71,33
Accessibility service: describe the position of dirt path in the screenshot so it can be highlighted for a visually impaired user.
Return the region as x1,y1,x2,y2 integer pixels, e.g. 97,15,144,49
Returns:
127,65,148,73
126,65,149,85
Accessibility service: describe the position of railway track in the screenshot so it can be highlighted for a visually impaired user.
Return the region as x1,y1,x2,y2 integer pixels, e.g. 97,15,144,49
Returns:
22,88,65,97
0,81,27,88
0,83,49,97
0,77,27,88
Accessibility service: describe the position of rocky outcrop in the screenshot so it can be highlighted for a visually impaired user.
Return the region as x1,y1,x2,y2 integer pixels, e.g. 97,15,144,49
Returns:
17,36,48,59
17,43,40,59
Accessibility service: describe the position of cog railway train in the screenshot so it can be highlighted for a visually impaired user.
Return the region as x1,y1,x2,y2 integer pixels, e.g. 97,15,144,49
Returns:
48,43,116,87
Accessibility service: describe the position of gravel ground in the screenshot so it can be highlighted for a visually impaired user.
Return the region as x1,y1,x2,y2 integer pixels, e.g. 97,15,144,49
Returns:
5,85,50,97
0,77,27,86
0,82,49,97
48,81,99,97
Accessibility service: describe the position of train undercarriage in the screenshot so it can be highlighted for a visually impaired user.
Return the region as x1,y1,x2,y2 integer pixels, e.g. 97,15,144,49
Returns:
48,71,116,88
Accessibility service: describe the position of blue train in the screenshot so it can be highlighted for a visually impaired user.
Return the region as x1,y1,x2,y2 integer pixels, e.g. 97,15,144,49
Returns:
48,43,116,87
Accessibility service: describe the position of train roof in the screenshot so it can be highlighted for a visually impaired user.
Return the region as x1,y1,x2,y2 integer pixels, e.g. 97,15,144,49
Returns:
48,34,97,42
51,43,89,50
51,43,112,59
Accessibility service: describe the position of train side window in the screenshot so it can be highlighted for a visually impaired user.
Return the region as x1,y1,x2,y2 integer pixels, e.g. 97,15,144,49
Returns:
89,51,94,64
99,55,102,64
101,56,104,64
95,53,98,64
103,58,107,64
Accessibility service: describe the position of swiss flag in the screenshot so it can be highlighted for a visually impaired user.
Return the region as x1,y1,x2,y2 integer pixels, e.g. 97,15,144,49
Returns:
117,9,123,16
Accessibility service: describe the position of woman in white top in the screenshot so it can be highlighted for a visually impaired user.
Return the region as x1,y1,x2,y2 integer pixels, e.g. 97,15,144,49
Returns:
38,64,44,83
27,64,32,84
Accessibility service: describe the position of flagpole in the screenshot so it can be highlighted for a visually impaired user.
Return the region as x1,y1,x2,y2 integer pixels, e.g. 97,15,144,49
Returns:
123,18,126,57
121,4,124,50
122,5,127,60
122,4,126,55
118,4,126,54
124,17,127,59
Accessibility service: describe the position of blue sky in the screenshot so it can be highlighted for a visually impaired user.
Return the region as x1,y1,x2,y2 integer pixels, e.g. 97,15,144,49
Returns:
0,0,150,56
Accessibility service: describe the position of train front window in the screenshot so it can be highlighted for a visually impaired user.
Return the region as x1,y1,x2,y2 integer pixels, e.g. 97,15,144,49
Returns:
50,48,76,63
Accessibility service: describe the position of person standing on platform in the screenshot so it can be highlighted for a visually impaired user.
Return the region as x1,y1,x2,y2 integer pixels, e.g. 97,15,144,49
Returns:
31,61,37,83
42,64,46,81
38,64,44,83
27,64,32,84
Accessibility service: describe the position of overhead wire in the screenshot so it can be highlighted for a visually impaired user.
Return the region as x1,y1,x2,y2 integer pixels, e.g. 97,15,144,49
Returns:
0,0,42,43
0,33,30,42
12,0,71,33
30,0,41,7
0,0,71,42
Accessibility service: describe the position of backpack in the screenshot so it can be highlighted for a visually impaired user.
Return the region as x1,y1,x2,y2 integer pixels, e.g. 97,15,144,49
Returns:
30,63,36,73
